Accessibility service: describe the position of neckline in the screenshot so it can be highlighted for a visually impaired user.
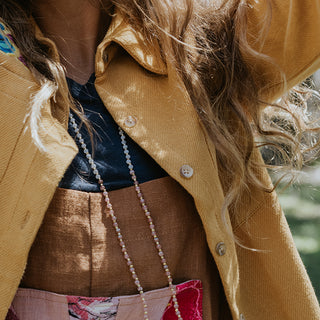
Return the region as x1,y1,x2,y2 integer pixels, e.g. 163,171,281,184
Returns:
66,73,97,100
66,73,96,88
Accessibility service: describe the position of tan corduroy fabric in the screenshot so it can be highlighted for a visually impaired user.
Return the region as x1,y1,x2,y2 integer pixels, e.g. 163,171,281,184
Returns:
20,177,231,320
1,2,320,319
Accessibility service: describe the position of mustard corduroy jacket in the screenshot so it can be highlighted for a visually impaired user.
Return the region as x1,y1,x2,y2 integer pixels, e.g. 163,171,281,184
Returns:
1,1,320,319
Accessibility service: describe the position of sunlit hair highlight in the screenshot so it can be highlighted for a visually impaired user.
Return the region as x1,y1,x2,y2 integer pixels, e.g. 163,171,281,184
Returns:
1,0,319,244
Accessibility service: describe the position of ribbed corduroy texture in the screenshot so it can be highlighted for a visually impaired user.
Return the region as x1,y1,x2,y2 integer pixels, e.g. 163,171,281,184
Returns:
1,1,320,319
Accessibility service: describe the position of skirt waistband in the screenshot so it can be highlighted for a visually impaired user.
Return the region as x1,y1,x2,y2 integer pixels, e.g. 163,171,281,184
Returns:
9,280,203,320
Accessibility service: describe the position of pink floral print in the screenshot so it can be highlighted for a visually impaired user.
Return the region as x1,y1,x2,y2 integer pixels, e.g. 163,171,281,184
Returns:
162,280,203,320
67,296,119,320
7,280,203,320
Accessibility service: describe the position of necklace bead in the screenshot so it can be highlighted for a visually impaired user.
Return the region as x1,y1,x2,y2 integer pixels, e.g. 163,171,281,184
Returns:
69,113,182,319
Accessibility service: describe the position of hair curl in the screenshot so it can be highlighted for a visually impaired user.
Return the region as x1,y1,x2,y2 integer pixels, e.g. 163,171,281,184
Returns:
1,0,319,239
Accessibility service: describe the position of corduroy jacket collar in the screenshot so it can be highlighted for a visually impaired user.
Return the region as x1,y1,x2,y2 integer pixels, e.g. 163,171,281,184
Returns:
96,10,167,76
33,9,167,77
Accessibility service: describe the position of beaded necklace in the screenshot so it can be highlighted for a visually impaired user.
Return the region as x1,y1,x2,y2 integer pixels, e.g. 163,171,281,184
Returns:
69,112,182,320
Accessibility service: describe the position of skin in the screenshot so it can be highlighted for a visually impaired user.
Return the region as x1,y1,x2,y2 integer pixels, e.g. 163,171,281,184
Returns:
32,0,112,84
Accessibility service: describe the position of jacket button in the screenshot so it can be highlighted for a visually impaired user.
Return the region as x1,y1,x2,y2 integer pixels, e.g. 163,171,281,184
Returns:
124,116,137,128
216,242,226,256
180,165,194,178
240,314,245,320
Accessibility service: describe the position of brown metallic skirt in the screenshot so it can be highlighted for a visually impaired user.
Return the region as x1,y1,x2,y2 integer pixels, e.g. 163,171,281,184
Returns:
20,176,231,319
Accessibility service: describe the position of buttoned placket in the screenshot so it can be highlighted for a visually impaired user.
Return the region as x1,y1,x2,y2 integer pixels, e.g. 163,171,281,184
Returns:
92,12,241,320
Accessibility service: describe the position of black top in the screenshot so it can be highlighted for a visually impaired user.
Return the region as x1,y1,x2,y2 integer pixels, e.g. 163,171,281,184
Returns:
58,74,168,192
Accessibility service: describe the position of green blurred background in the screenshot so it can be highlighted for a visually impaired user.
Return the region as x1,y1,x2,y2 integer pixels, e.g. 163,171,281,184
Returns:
277,173,320,301
274,70,320,301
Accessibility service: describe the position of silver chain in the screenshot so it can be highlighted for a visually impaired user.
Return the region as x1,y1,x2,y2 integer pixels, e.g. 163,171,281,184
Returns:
69,113,182,319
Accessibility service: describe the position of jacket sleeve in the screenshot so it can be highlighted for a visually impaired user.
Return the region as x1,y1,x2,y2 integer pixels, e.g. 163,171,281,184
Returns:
230,149,320,319
245,0,320,102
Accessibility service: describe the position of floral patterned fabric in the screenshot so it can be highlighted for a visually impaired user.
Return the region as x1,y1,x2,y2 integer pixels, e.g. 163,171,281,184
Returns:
162,280,202,320
67,297,119,320
7,280,203,320
0,20,26,65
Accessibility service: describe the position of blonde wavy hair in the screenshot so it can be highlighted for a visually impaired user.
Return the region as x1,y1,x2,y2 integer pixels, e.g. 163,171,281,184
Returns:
1,0,319,233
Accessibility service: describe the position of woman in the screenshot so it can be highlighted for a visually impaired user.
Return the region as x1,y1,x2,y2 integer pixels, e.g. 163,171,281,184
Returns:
0,0,320,319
